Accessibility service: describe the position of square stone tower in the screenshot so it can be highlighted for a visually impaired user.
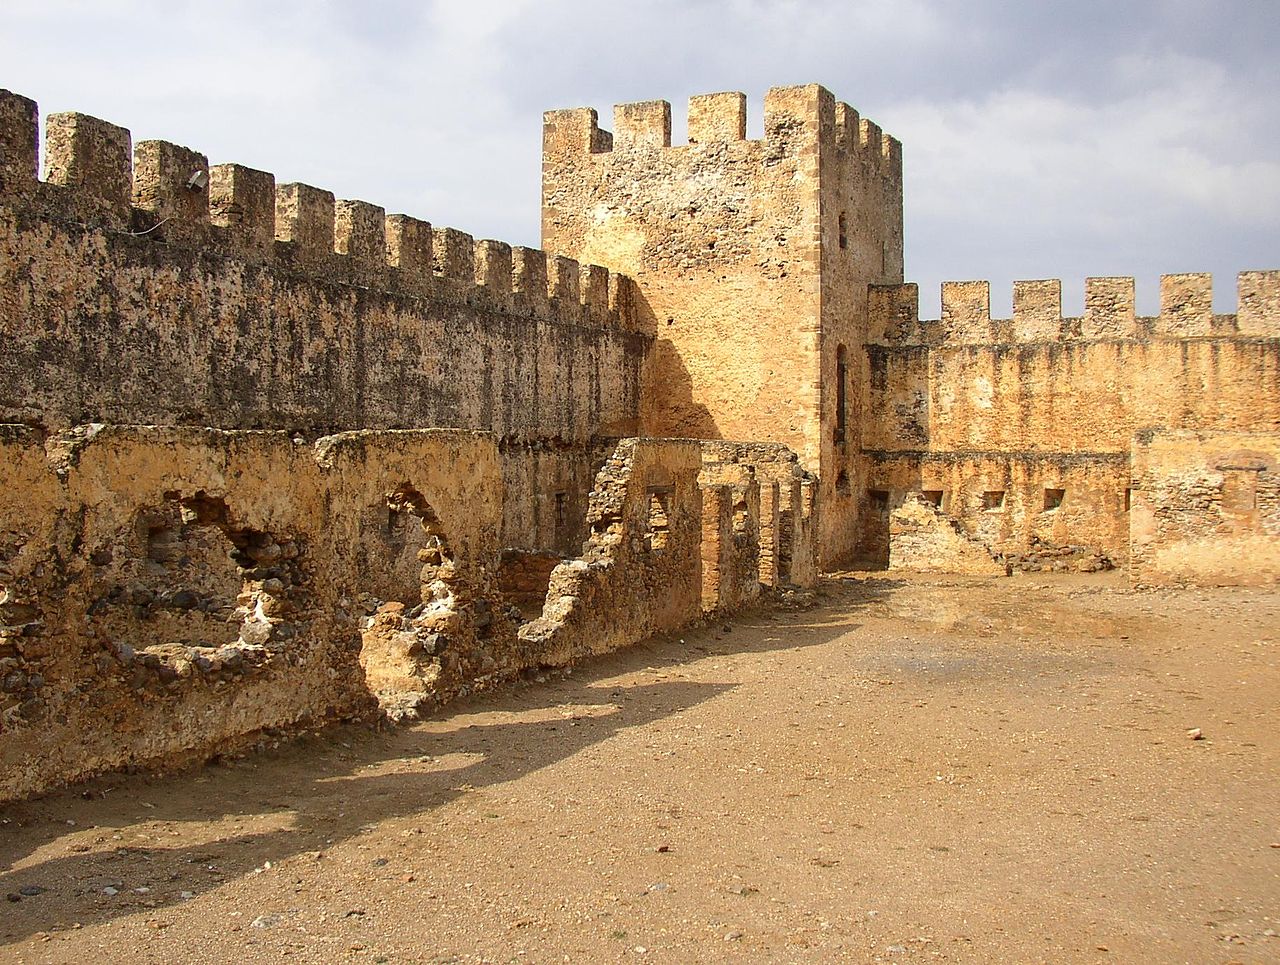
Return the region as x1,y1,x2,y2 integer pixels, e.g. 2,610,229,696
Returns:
542,84,904,564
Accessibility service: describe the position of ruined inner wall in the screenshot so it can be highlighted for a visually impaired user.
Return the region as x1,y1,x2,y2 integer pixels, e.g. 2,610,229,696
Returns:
1130,429,1280,586
542,85,901,565
861,274,1280,560
0,90,650,554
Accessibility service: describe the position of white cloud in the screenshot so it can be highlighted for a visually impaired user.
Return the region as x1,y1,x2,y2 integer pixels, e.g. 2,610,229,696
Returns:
1,0,1275,307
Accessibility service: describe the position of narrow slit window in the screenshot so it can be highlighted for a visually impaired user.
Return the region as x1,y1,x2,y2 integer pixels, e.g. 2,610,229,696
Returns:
554,491,567,528
1124,487,1132,512
838,212,848,249
834,344,848,444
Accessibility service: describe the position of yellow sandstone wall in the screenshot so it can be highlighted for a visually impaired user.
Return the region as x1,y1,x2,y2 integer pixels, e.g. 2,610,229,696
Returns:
863,275,1280,563
1131,430,1280,586
542,85,902,565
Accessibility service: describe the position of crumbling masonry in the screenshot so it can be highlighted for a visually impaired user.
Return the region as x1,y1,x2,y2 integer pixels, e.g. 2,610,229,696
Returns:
0,83,1276,799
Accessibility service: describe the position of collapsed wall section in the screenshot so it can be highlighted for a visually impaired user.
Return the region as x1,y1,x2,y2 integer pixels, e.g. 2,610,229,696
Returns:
859,274,1280,566
1130,430,1280,586
0,89,649,552
0,425,512,801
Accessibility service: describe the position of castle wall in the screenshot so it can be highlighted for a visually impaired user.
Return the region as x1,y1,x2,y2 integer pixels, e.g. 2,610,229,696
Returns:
861,275,1280,562
542,86,901,567
0,90,649,553
543,91,818,454
1130,430,1280,586
818,99,904,565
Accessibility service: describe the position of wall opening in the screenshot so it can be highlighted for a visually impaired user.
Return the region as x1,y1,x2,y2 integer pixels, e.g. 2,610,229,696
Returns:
983,490,1006,512
921,490,944,508
382,484,454,606
838,212,848,249
1043,488,1065,512
869,489,890,513
835,470,850,495
645,488,672,552
834,344,848,445
1124,487,1132,512
732,497,749,537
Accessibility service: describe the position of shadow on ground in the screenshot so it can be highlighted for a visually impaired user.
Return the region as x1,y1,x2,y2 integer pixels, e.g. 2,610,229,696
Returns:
0,576,902,943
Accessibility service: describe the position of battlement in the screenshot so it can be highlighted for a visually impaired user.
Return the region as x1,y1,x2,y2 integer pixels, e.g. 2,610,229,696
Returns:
543,84,900,180
867,271,1280,346
0,88,641,334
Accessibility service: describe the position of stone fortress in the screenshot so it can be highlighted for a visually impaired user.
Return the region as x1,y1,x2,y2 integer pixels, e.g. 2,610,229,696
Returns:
0,83,1276,801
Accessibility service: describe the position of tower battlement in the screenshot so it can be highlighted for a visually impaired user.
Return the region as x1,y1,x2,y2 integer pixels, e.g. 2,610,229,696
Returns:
544,84,901,184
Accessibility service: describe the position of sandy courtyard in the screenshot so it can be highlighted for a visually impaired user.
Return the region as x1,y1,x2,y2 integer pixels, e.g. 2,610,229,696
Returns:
1,572,1277,964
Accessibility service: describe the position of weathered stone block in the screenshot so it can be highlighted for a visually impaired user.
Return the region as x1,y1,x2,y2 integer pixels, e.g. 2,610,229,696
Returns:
688,92,746,144
335,199,387,270
0,89,38,196
132,140,209,242
44,111,133,228
208,163,276,258
275,182,335,262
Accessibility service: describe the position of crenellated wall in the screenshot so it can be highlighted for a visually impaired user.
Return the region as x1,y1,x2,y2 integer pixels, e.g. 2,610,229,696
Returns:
0,89,650,553
858,273,1280,563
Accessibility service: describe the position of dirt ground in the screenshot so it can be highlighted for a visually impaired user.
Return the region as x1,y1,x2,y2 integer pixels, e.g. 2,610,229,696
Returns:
1,571,1277,964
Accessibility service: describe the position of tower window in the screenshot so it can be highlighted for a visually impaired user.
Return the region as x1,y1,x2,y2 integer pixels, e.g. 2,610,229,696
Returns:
838,212,848,249
1043,488,1065,511
921,490,943,507
983,490,1005,512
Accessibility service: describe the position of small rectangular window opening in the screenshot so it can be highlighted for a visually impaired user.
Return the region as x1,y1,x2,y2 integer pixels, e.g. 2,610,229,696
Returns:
1043,488,1065,512
921,490,943,508
554,491,567,528
869,489,890,512
982,490,1005,512
1124,488,1132,512
838,212,848,249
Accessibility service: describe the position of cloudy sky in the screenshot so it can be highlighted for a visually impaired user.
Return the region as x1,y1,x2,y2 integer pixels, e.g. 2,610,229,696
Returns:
4,0,1277,315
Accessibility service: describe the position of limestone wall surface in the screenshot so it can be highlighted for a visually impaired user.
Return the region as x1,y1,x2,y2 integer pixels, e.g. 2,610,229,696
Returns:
0,89,649,552
0,425,512,801
1130,430,1280,586
859,275,1280,563
518,439,705,666
0,428,818,800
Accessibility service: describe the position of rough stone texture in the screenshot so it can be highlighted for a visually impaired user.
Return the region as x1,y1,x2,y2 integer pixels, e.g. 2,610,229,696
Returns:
0,425,511,800
697,462,762,613
888,495,1011,575
518,439,705,666
543,85,902,565
0,104,646,554
1130,430,1280,586
861,274,1280,566
861,452,1131,564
